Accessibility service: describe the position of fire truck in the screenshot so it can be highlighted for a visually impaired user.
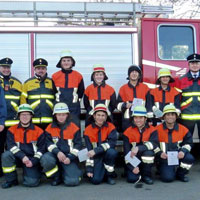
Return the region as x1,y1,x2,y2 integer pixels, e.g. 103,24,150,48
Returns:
0,1,199,141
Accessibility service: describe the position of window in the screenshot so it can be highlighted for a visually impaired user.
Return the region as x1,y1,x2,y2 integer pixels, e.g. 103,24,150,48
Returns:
158,25,195,60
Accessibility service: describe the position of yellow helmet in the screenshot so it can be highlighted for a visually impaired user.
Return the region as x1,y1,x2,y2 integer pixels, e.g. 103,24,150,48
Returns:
162,104,178,117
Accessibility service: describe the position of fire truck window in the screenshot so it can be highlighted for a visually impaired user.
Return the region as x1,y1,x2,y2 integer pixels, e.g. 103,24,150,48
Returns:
158,26,195,60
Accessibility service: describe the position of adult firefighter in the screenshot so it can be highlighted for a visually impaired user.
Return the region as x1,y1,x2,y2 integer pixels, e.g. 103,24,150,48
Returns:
21,58,56,130
84,104,118,185
156,104,194,182
150,68,181,125
174,53,200,137
123,106,158,185
0,57,22,176
52,50,85,126
117,65,152,131
84,64,116,126
1,104,45,188
40,102,82,186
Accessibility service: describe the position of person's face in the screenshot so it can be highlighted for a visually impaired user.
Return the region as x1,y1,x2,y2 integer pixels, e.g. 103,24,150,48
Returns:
34,66,47,78
93,72,105,85
189,61,200,73
19,112,32,125
56,113,68,124
0,66,11,76
164,112,177,125
93,111,107,127
133,116,146,129
160,76,170,85
61,57,73,70
129,70,140,82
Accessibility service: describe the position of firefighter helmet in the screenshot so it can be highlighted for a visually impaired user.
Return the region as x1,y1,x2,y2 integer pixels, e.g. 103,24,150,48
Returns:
92,104,108,115
91,64,108,81
56,50,75,68
18,104,34,115
156,68,174,84
131,105,147,117
53,102,70,114
162,104,178,117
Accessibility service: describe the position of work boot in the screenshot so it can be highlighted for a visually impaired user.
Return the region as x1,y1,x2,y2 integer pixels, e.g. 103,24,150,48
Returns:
51,176,62,186
107,177,116,185
176,175,189,182
142,176,153,185
1,180,18,189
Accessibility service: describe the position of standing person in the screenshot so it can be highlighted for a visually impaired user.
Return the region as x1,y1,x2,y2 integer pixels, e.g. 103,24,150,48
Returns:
21,58,56,130
117,65,152,131
1,104,45,188
156,105,194,182
84,104,118,185
0,57,22,176
52,50,85,126
123,106,158,185
150,68,181,125
174,53,200,137
40,102,82,186
84,64,116,126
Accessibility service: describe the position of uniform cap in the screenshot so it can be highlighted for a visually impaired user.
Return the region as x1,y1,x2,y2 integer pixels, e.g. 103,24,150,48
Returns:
187,53,200,62
156,68,174,84
18,104,34,115
0,57,13,67
162,104,178,117
91,64,108,81
33,58,48,68
131,106,147,117
53,102,70,114
56,50,75,68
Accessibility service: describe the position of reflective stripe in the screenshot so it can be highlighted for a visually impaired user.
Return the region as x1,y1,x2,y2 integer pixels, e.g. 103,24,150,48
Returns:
70,148,79,157
89,100,95,109
10,101,18,112
72,88,78,103
48,144,57,152
174,87,182,93
92,142,97,148
5,120,19,127
32,142,37,154
124,108,130,119
2,165,16,173
117,102,123,111
144,142,153,150
28,94,54,99
180,162,192,170
5,95,20,100
30,99,40,110
141,156,154,164
21,92,28,98
46,99,54,109
147,112,154,118
32,117,53,124
32,118,40,123
181,97,193,107
182,144,191,152
181,114,200,120
105,100,110,108
10,146,20,154
177,141,182,149
182,92,200,97
160,142,166,153
154,147,160,154
45,165,58,177
131,142,136,151
34,152,43,159
198,97,200,102
155,102,160,110
86,159,94,167
104,163,114,172
101,143,110,151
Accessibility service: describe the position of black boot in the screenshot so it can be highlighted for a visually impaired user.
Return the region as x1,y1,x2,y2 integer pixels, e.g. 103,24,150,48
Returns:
51,176,62,186
2,180,18,189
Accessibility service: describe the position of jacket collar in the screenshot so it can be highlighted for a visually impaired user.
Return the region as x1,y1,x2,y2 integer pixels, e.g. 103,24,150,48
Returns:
18,122,35,130
93,81,106,88
159,85,170,92
163,121,179,131
91,121,108,128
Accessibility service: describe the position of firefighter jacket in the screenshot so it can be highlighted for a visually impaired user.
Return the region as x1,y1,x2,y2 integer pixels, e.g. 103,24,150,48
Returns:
52,69,85,116
174,70,200,121
84,82,116,116
45,120,82,161
117,81,152,119
156,122,193,156
0,85,7,126
123,123,158,171
0,73,22,127
21,74,56,125
149,85,181,115
84,122,117,173
6,122,45,166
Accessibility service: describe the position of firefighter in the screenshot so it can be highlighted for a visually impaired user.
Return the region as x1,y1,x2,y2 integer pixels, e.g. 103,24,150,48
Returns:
84,104,118,185
117,65,152,131
150,68,181,125
40,102,82,186
156,104,194,182
84,64,116,126
52,50,85,126
1,104,45,188
21,58,56,130
0,57,22,176
123,106,158,185
173,53,200,138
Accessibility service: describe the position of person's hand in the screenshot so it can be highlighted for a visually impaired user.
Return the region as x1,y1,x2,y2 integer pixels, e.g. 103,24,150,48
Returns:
88,150,95,158
22,156,33,167
126,102,132,109
161,152,168,159
87,172,93,178
57,152,67,163
26,160,33,168
0,125,4,132
63,157,70,165
132,167,140,174
131,147,139,158
178,151,185,159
